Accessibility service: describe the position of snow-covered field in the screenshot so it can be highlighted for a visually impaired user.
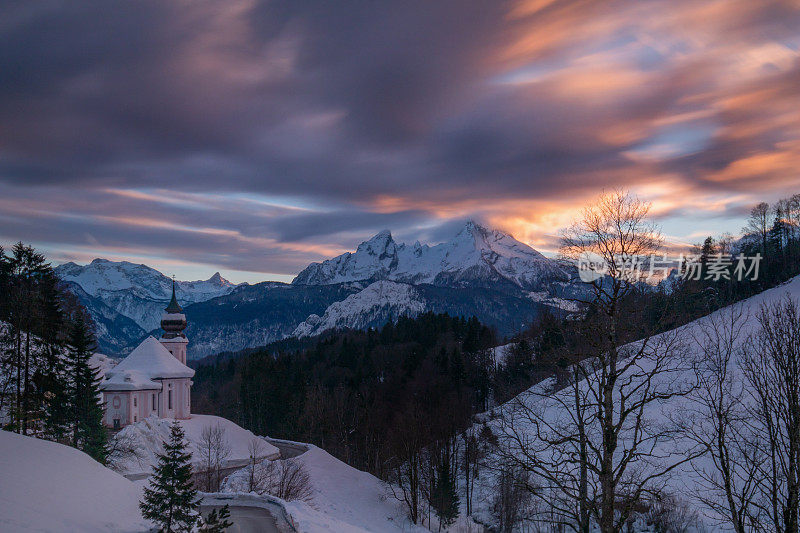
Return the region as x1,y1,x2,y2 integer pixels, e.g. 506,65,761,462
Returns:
112,414,279,477
0,430,149,532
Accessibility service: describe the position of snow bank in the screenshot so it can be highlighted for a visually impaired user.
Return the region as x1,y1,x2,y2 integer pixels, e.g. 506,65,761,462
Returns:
0,430,148,532
112,414,279,477
222,443,427,532
292,445,428,532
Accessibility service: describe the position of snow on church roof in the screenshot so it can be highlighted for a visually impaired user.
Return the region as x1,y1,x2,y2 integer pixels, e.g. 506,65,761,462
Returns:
100,336,194,391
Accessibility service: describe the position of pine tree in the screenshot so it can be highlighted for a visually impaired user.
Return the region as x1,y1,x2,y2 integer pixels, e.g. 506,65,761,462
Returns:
430,455,459,529
140,421,198,532
197,505,233,532
65,315,107,462
40,275,70,443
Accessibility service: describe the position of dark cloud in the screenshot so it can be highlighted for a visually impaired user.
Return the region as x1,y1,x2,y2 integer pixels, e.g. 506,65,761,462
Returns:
0,0,799,278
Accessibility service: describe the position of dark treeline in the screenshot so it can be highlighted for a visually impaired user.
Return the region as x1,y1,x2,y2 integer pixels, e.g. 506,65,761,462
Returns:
624,191,800,338
193,313,497,476
0,242,107,462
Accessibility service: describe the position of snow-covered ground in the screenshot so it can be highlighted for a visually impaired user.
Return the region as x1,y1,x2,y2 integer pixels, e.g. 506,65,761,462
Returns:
112,414,279,477
89,352,119,377
0,430,149,532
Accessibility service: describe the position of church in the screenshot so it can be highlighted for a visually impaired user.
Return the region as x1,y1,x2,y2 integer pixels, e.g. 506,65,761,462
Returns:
100,284,194,430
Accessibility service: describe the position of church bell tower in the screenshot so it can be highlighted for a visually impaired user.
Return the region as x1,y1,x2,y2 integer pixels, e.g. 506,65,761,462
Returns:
159,279,189,365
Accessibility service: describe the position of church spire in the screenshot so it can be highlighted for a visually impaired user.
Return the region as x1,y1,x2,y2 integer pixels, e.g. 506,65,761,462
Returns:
165,276,183,313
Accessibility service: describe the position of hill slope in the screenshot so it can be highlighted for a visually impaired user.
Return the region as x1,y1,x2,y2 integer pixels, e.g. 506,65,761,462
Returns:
0,430,148,532
474,275,800,529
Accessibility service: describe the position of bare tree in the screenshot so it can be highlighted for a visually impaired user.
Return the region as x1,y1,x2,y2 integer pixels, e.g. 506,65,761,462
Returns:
742,297,800,533
385,401,428,524
246,438,268,493
197,423,231,492
685,306,764,532
107,431,146,473
498,191,702,533
745,202,770,257
247,458,313,502
644,492,704,533
491,462,532,533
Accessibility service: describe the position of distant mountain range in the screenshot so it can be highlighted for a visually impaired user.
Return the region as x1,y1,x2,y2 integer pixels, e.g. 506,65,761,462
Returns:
57,222,586,358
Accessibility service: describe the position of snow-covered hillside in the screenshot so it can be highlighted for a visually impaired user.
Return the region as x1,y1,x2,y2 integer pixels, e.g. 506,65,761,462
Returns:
223,441,430,532
111,414,279,478
293,221,568,290
474,275,800,530
56,259,239,332
0,430,148,532
293,280,426,337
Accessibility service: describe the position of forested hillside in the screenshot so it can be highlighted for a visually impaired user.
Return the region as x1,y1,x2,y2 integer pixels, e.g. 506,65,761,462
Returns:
192,313,499,475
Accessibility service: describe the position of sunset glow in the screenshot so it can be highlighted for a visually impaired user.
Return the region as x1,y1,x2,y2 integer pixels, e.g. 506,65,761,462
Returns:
1,0,799,282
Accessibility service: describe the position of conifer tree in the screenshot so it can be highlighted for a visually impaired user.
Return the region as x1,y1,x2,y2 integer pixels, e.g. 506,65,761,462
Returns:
430,456,459,529
197,505,233,532
65,315,107,461
140,421,198,532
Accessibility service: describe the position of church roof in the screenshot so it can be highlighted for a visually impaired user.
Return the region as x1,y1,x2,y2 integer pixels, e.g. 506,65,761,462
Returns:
100,336,194,391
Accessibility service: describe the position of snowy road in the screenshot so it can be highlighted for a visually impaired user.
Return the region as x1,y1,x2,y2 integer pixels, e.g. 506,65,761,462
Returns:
200,505,281,533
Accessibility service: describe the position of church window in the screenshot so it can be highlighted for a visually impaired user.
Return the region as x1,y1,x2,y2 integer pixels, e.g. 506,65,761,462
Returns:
168,390,172,410
133,396,137,407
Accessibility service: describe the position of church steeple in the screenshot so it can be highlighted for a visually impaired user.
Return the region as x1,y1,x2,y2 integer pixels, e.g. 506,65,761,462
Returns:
165,277,183,314
160,276,189,364
160,277,187,341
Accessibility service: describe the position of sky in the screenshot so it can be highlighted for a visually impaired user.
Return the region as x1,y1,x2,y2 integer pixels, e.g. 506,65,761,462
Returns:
1,0,799,284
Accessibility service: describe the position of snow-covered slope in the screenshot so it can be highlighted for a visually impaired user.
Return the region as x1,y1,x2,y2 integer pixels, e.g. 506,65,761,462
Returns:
474,275,800,530
293,281,426,338
0,430,148,532
111,414,279,477
56,259,239,332
223,442,428,532
293,221,568,290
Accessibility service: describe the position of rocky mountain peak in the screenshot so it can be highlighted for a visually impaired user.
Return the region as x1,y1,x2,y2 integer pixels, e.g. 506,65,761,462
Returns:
356,229,396,257
292,221,568,289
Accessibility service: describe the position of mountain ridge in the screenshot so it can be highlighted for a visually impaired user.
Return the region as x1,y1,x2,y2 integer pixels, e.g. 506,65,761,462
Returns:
57,222,582,358
293,220,568,289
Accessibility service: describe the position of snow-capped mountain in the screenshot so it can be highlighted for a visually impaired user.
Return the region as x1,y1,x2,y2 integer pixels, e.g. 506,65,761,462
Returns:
55,259,237,320
293,280,427,337
293,220,568,290
57,223,581,358
54,259,241,354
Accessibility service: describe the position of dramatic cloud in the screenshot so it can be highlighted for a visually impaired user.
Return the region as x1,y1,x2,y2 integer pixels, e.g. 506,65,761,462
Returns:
1,0,798,281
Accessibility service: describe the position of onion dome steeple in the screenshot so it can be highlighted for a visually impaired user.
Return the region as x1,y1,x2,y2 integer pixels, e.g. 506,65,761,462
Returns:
165,279,183,313
161,277,187,339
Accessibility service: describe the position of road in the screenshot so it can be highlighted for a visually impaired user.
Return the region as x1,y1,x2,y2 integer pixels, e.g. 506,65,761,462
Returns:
200,505,281,533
